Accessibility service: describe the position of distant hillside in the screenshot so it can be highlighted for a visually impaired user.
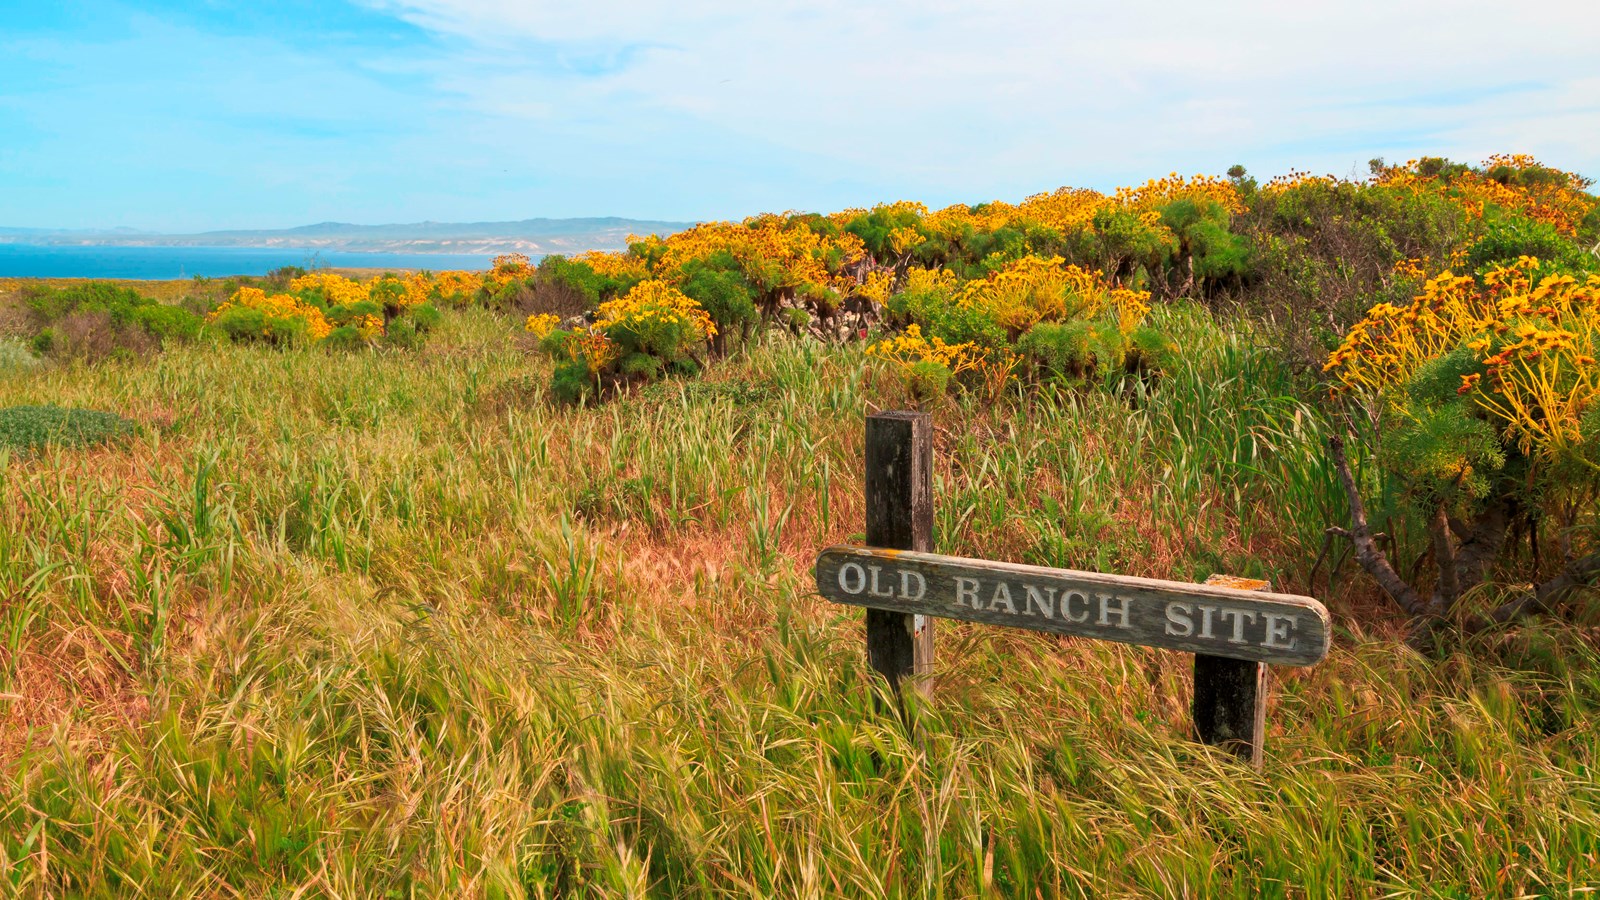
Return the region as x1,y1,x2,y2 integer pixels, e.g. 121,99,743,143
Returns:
0,217,693,256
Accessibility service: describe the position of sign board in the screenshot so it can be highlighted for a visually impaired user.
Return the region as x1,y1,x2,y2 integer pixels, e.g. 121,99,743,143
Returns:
815,545,1329,667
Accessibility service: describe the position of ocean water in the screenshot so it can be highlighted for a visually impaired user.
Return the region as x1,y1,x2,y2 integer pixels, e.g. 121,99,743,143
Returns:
0,243,498,279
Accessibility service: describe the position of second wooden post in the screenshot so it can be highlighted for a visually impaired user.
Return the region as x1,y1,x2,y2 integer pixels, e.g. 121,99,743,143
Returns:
1192,574,1271,767
864,411,935,701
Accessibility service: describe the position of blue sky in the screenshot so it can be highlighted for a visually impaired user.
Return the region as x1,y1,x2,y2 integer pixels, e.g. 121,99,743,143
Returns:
1,0,1595,231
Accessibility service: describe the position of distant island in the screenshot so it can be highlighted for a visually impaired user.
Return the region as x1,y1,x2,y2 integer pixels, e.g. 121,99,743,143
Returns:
0,217,694,256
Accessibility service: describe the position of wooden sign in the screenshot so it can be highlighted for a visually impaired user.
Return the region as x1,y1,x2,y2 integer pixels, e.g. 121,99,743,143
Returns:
816,545,1329,667
840,410,1329,766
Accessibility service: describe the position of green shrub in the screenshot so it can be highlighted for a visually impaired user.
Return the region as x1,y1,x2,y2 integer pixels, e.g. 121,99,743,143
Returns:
1159,198,1253,285
905,359,952,402
537,255,639,308
411,303,443,332
369,276,409,316
21,281,202,358
0,405,133,454
1466,215,1594,274
1126,325,1179,376
322,325,366,351
782,307,811,331
383,317,422,349
326,300,383,327
1017,321,1093,380
209,305,270,343
620,352,664,379
550,361,594,405
677,252,757,349
0,338,41,375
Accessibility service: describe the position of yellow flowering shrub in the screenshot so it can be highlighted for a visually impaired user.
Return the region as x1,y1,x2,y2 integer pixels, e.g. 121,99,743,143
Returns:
1114,172,1244,216
209,286,333,344
1375,155,1597,236
867,324,991,376
352,314,385,342
595,280,717,347
429,271,483,306
853,270,896,304
867,324,1015,401
524,313,561,340
288,273,370,307
533,279,719,403
1327,256,1600,467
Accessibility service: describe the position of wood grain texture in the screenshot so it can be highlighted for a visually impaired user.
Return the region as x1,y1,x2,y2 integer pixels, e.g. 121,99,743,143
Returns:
1193,574,1270,767
815,545,1330,667
863,412,934,698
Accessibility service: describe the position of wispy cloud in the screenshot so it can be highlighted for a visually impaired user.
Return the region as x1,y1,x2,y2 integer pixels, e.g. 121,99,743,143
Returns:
1,0,1595,230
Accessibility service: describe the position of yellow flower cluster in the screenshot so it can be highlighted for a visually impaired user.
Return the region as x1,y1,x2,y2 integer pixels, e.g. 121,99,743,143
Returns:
571,331,619,375
483,253,534,294
288,273,369,307
866,324,995,377
524,313,561,339
854,270,896,304
352,314,385,341
901,266,960,297
430,270,483,305
916,188,1109,241
1375,155,1596,236
596,279,717,342
1393,258,1427,280
1114,172,1244,215
209,286,334,341
1109,286,1152,336
954,256,1151,335
1327,257,1600,460
574,250,649,280
956,255,1077,331
648,219,853,301
878,227,919,256
1018,187,1108,233
402,273,433,308
1262,170,1341,193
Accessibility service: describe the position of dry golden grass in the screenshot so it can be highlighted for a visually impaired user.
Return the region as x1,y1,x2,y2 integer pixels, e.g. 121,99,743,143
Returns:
0,302,1595,896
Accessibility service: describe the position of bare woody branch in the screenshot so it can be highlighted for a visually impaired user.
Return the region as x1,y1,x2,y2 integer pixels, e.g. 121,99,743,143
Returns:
1475,549,1600,629
1327,435,1434,622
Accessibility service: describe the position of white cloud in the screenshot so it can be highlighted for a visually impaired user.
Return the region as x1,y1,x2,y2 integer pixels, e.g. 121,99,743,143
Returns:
355,0,1600,209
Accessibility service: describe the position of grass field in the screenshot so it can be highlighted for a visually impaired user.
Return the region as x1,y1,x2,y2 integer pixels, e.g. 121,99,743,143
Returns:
1,302,1599,897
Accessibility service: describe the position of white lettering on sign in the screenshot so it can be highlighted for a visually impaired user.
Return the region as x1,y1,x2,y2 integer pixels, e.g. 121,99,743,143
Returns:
868,566,895,598
853,566,1306,652
989,582,1015,613
839,562,867,595
1024,585,1056,619
956,577,980,608
1166,601,1294,647
1097,594,1132,629
901,570,927,601
1064,591,1090,623
815,546,1330,667
1220,608,1257,644
1262,612,1298,650
1165,602,1193,636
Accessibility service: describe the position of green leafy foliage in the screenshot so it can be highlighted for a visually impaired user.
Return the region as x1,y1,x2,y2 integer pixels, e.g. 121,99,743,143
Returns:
20,282,203,359
1381,402,1506,502
675,250,758,349
1467,214,1596,274
0,405,133,454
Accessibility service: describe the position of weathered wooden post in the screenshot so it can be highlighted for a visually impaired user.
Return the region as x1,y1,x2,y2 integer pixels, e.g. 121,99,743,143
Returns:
863,411,935,701
1193,575,1271,767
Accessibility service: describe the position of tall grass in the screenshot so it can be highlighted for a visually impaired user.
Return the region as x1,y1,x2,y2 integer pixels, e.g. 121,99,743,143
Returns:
1,307,1597,896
